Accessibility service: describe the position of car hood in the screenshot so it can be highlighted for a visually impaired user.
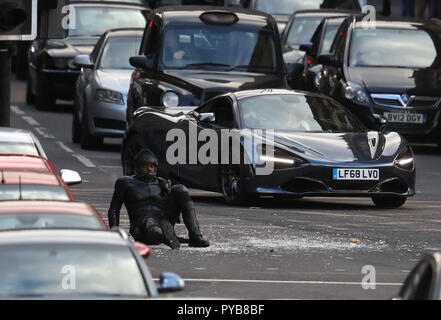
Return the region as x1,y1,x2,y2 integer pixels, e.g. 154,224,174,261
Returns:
95,69,133,95
45,37,99,58
162,69,285,100
257,130,404,162
347,67,441,95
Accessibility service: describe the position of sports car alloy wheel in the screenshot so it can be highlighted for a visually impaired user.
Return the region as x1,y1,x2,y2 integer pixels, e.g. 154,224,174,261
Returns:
372,195,407,208
220,165,248,206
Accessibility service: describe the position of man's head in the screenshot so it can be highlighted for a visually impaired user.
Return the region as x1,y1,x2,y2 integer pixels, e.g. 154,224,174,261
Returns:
134,149,158,180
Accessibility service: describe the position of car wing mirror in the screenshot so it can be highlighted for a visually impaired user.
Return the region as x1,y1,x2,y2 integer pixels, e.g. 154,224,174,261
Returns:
157,272,185,293
73,54,94,68
198,112,215,123
133,241,151,258
299,43,313,54
287,62,304,76
372,114,388,133
60,169,82,186
129,55,154,70
317,54,338,67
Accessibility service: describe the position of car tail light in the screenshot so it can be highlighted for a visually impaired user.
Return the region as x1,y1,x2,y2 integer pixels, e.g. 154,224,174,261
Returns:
134,241,151,258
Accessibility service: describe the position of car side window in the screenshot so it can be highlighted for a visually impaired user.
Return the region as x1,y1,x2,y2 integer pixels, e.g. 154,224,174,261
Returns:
197,98,236,128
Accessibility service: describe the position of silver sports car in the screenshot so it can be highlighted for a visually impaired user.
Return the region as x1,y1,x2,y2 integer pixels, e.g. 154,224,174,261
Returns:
73,28,143,149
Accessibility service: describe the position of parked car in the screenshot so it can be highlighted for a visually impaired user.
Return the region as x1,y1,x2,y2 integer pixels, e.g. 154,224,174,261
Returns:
126,6,288,126
281,10,357,89
122,89,415,207
0,200,107,231
0,170,78,201
309,16,441,146
26,0,148,110
241,0,360,34
0,127,47,159
73,28,144,149
0,154,55,172
0,229,183,298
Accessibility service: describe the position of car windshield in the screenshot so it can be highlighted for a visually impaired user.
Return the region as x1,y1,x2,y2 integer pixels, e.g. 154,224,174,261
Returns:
68,7,146,37
0,185,70,201
255,0,323,15
99,36,142,69
239,94,365,132
286,16,323,46
0,142,39,156
0,214,103,231
350,28,438,68
161,26,277,73
0,244,148,297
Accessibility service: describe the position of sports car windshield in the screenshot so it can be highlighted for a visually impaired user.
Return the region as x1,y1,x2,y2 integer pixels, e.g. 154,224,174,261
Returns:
68,7,146,37
0,214,103,231
0,142,39,156
161,26,277,73
350,28,438,68
99,36,142,69
239,94,365,132
0,185,69,201
0,244,148,297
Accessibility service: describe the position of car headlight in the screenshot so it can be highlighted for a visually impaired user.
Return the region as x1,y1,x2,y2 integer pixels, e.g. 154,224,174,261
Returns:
161,91,179,108
257,144,306,170
96,89,124,105
343,81,370,104
394,145,414,171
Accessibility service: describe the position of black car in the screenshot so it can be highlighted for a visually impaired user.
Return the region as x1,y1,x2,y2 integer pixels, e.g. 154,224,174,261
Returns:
126,6,288,125
26,1,149,110
309,16,441,146
122,89,415,207
281,9,358,89
0,228,184,298
241,0,360,34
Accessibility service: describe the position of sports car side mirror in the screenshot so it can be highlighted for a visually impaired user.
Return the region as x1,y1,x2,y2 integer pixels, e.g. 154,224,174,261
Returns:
157,272,185,293
198,113,215,123
372,114,388,133
73,55,94,69
130,55,154,70
60,169,82,186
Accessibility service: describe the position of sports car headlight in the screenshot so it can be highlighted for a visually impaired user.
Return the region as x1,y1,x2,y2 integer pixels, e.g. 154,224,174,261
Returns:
343,81,370,104
257,145,305,170
96,89,124,105
394,145,414,171
161,91,179,108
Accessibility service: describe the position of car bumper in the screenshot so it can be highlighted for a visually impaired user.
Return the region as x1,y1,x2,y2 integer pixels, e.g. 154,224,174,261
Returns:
39,68,80,100
87,98,127,138
342,100,441,143
244,162,415,198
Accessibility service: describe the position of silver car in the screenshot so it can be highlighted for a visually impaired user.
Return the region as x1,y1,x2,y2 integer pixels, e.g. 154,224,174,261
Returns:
0,127,47,159
73,28,143,149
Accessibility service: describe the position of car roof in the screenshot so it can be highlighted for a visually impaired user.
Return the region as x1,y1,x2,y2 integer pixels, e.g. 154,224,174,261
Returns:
231,88,317,101
105,28,145,37
0,155,50,171
70,1,149,10
156,6,275,28
0,127,34,144
0,170,61,186
0,200,95,216
0,229,126,246
353,16,441,30
292,9,358,18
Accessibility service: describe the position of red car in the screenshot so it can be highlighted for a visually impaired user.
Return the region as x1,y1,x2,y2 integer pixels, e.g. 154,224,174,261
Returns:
0,154,55,172
0,200,108,230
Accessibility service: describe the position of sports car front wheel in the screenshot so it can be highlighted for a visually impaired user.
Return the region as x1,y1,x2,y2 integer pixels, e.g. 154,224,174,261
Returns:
220,165,249,206
372,195,407,208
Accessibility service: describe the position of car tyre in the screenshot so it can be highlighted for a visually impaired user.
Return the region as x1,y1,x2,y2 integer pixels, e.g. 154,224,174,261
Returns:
26,76,35,105
72,112,81,144
121,134,142,176
35,85,55,110
372,195,407,208
80,111,102,150
220,165,250,206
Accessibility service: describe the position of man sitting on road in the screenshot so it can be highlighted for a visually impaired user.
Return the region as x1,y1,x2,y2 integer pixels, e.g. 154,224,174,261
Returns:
108,149,210,249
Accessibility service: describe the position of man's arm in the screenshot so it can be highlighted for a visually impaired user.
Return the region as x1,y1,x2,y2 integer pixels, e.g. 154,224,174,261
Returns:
108,178,126,228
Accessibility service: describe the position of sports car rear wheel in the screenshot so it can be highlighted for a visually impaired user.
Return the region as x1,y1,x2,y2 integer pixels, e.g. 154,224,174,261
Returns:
122,134,141,176
220,165,248,206
372,195,407,208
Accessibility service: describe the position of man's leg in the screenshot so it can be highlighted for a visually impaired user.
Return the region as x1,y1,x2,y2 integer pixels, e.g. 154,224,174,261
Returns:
165,184,210,247
134,218,179,250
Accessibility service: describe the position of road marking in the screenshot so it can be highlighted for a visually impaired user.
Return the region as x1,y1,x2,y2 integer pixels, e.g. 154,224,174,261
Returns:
56,141,73,153
152,277,401,286
72,154,96,168
21,116,40,126
11,105,24,115
33,127,54,139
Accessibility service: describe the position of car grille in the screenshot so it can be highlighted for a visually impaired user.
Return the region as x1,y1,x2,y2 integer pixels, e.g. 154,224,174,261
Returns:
371,94,440,109
93,118,126,130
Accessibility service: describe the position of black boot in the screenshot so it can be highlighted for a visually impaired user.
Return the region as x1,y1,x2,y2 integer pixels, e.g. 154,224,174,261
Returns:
159,220,180,250
181,202,210,248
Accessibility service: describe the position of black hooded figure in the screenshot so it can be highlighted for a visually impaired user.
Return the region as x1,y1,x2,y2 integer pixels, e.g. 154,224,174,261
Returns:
108,149,209,249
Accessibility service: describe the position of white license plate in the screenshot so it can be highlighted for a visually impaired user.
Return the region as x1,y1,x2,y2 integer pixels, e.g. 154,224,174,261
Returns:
384,112,425,124
333,168,379,180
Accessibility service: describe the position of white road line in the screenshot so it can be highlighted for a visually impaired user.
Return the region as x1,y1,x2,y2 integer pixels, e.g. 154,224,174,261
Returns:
34,127,55,139
11,105,25,115
56,141,73,153
72,154,96,168
151,278,402,286
21,116,40,126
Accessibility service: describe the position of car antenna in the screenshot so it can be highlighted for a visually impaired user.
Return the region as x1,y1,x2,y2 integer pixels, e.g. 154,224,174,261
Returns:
1,170,4,184
19,175,22,200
